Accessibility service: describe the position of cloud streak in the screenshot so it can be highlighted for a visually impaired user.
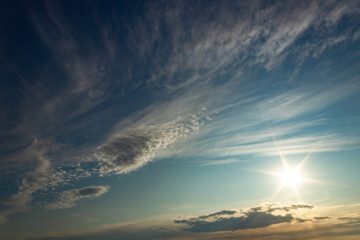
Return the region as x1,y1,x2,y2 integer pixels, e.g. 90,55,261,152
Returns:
185,81,360,159
201,159,239,166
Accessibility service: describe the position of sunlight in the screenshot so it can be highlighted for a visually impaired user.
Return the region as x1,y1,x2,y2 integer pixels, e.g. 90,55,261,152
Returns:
279,168,303,187
240,133,333,202
270,136,307,201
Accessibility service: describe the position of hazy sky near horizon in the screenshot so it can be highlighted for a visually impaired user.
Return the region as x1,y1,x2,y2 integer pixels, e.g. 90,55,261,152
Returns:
1,1,360,239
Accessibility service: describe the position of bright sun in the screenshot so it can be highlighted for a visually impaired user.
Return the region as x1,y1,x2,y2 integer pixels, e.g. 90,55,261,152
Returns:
279,168,303,187
245,137,320,201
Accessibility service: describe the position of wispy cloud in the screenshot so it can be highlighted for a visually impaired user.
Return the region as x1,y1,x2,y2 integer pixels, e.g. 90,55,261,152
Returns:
201,159,240,166
185,81,360,158
86,218,99,223
0,139,54,223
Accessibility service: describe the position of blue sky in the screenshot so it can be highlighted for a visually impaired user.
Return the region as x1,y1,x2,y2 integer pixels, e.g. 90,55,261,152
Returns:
1,0,360,239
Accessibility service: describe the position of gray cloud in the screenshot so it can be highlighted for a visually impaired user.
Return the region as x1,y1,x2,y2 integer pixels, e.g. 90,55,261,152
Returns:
200,210,238,219
0,139,99,223
176,212,293,232
174,204,315,232
95,112,208,175
314,216,331,220
0,139,54,223
265,204,314,213
45,185,109,210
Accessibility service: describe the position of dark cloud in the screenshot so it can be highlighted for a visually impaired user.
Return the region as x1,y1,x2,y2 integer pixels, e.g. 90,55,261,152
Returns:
95,113,207,175
338,217,360,224
45,185,109,210
174,204,316,233
76,187,106,197
314,216,331,220
95,130,157,175
295,218,311,223
198,210,237,219
100,134,152,167
285,204,314,211
176,212,293,233
265,204,314,212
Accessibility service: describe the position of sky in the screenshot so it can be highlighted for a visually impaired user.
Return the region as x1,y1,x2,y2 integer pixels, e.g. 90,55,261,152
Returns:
1,0,360,239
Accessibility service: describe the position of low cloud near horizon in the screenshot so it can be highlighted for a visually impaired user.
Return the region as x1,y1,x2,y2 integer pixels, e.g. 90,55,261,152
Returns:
174,204,313,232
22,202,360,240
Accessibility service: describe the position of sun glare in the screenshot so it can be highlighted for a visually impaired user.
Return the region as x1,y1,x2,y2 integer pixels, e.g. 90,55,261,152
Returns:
245,137,325,201
279,168,303,187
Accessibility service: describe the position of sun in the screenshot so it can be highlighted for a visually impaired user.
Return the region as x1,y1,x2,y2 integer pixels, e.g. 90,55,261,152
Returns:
269,166,304,201
243,137,326,201
279,168,303,187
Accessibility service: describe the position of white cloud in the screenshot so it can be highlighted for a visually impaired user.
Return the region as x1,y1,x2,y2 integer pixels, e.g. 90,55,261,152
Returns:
201,159,239,166
183,80,360,159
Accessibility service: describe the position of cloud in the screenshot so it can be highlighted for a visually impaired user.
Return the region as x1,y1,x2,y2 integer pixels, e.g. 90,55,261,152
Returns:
95,112,208,175
20,203,360,240
174,204,315,232
201,159,239,166
266,204,314,212
87,218,99,223
198,210,238,219
314,216,331,220
0,139,55,222
45,185,109,210
0,139,100,222
127,0,360,88
253,82,360,122
184,82,360,159
176,212,293,232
